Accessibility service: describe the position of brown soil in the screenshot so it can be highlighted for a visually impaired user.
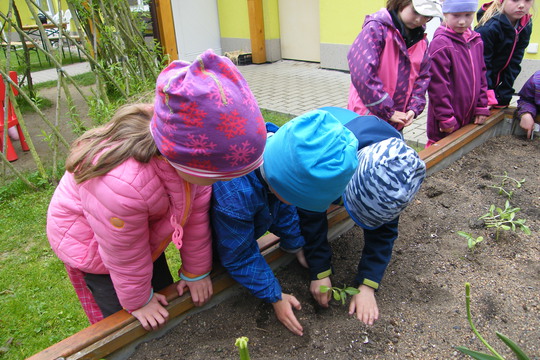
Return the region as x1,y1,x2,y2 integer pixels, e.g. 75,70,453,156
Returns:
128,135,540,360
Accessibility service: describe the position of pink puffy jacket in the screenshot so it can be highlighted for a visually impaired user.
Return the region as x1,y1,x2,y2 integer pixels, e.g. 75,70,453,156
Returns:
47,155,212,312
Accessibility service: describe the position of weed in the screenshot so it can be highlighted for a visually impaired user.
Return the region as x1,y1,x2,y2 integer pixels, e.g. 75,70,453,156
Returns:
319,285,360,305
479,201,531,241
457,231,484,251
455,283,531,359
488,172,526,199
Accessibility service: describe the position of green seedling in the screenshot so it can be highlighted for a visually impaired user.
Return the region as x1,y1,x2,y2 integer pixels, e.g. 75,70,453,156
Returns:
319,285,360,305
235,336,250,360
488,172,526,199
479,201,531,241
455,283,531,360
457,231,484,250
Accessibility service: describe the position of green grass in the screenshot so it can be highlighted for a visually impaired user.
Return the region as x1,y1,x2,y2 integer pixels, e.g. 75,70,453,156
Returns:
14,72,96,114
1,47,84,74
0,176,88,359
261,108,294,127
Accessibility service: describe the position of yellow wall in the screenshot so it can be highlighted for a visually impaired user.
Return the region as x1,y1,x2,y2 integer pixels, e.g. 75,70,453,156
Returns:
318,0,539,59
320,0,382,44
1,0,69,26
262,0,279,39
217,0,250,39
526,12,539,60
217,0,279,40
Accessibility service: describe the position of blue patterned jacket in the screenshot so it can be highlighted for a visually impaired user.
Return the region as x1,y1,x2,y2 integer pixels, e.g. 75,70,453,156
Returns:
211,124,304,303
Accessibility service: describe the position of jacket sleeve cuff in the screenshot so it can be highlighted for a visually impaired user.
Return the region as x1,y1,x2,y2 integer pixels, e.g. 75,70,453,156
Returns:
180,269,211,282
316,268,333,280
475,107,491,116
362,279,379,290
439,116,458,130
279,245,302,254
125,289,154,313
487,89,498,106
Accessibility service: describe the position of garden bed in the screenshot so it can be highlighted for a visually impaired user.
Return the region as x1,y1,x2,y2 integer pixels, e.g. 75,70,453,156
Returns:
128,134,539,360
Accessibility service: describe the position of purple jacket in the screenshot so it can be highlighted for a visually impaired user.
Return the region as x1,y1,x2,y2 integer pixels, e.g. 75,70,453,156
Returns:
427,27,490,143
517,71,540,118
347,9,430,130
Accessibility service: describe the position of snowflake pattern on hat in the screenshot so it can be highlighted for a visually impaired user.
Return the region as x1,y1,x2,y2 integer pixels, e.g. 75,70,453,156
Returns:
150,50,266,178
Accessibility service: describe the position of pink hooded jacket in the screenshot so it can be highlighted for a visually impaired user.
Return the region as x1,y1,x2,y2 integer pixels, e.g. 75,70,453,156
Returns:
47,155,212,312
347,9,430,130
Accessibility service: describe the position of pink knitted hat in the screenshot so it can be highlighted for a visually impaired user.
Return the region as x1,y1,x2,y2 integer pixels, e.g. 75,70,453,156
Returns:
150,49,266,178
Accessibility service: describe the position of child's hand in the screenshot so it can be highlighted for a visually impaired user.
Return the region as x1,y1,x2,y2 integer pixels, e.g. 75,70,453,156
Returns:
177,276,213,307
132,293,169,331
403,110,416,127
348,285,379,326
272,293,303,336
439,126,454,133
474,115,487,125
520,113,535,139
389,111,407,126
295,249,308,268
310,278,332,308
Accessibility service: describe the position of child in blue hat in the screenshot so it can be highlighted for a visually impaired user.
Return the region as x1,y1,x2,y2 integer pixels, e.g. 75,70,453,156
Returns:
211,109,359,336
298,107,425,326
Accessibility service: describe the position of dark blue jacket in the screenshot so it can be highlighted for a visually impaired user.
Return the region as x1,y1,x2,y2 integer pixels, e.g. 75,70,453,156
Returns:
475,8,532,106
298,112,402,290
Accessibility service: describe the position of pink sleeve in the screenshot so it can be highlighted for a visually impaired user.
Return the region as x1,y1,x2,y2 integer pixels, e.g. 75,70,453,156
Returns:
82,175,155,312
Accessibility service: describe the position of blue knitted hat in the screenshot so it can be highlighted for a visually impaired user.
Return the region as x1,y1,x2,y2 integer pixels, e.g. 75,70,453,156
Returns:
343,137,426,230
263,109,359,212
442,0,478,13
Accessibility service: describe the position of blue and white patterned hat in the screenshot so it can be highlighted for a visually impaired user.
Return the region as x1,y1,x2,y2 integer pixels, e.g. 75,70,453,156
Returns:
343,137,426,230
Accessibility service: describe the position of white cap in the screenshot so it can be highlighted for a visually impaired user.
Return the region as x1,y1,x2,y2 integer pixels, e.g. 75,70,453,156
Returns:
412,0,444,18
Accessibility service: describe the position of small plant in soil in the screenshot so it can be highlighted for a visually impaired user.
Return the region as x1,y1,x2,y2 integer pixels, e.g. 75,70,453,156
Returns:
479,201,531,240
457,231,484,251
455,282,531,360
319,285,360,305
235,336,250,360
488,172,526,199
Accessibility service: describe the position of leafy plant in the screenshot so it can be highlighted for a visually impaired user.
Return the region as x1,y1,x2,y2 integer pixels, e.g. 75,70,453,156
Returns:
488,172,526,199
457,231,484,250
455,283,531,360
319,285,360,305
235,336,250,360
479,201,531,241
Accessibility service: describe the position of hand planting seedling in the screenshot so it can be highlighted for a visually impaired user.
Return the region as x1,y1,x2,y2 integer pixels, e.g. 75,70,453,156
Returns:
479,200,531,240
455,283,531,360
319,285,360,305
488,172,526,199
457,231,484,251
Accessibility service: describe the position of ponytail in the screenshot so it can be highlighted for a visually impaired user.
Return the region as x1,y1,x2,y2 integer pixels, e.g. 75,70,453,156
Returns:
66,103,159,183
477,1,504,27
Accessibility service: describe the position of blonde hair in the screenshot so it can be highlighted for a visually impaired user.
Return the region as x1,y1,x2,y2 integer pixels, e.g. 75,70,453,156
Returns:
477,0,535,27
66,103,159,184
477,0,504,26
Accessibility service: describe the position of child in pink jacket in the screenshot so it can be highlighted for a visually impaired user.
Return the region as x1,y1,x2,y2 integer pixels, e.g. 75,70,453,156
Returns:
348,0,443,130
426,0,490,145
46,50,267,330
